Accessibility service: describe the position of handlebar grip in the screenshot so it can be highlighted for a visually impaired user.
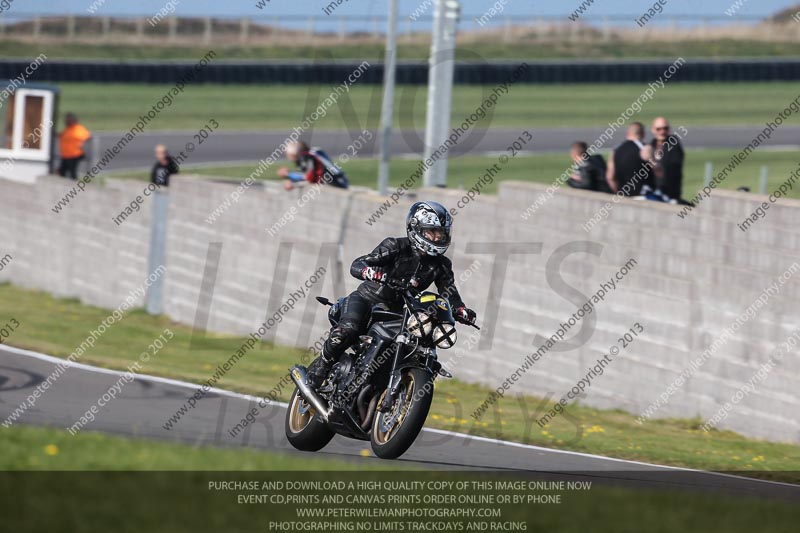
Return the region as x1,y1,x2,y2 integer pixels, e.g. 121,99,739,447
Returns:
383,277,413,291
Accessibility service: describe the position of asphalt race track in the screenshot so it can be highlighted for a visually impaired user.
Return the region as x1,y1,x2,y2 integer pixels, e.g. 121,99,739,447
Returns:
97,126,800,172
1,345,798,501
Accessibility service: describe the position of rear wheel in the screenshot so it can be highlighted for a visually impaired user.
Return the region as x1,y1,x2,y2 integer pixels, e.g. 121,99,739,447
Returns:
370,367,434,459
285,388,335,452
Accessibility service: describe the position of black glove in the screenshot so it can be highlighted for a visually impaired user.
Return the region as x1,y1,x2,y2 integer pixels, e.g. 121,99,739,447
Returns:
386,277,420,291
454,306,476,325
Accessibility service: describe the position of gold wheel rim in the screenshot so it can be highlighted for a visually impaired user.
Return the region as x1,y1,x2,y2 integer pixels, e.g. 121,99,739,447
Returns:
372,373,415,445
288,390,315,434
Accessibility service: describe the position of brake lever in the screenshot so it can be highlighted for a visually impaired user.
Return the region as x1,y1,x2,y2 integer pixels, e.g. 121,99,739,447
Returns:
455,316,480,330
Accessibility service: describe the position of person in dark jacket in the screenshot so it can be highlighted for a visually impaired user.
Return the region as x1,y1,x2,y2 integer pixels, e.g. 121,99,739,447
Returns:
278,140,348,190
607,122,654,196
650,117,685,200
151,144,179,187
306,201,477,389
566,142,612,194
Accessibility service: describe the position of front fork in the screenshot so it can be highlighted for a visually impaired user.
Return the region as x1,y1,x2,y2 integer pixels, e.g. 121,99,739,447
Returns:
380,341,405,412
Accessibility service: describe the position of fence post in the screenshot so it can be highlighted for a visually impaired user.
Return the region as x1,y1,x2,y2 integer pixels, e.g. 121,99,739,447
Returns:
759,166,768,195
146,191,169,315
67,15,75,41
271,17,279,45
239,17,249,45
168,16,177,43
203,16,212,45
306,16,314,41
33,16,41,40
703,162,713,187
136,17,145,43
101,16,111,41
90,136,100,173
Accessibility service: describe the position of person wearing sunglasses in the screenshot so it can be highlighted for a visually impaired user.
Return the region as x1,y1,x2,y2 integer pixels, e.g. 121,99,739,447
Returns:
649,117,685,201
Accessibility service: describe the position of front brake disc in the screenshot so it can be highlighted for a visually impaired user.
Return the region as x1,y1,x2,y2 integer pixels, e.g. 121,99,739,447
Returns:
378,383,408,431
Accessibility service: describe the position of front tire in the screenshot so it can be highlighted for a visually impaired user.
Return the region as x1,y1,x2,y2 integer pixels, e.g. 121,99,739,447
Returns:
285,388,335,452
370,367,434,459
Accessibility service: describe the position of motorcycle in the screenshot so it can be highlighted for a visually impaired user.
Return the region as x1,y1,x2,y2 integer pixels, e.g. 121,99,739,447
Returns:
285,277,479,459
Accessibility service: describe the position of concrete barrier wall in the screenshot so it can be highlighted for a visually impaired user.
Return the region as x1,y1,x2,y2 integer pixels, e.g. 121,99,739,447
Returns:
1,175,798,443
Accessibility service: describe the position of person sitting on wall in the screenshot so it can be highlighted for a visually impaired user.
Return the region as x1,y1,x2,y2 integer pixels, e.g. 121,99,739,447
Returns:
566,141,613,194
58,113,92,180
277,141,349,191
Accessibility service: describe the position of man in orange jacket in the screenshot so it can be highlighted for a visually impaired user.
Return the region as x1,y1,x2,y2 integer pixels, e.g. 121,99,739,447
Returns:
58,113,92,180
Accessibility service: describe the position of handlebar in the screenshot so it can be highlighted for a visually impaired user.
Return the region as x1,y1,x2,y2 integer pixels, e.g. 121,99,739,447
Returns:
379,276,418,293
456,316,481,330
379,277,481,330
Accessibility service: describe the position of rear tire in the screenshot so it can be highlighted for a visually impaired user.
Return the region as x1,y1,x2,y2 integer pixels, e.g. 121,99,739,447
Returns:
370,367,433,460
285,388,335,452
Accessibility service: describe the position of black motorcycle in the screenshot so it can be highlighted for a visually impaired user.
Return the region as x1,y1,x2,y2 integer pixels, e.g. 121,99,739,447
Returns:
285,279,478,459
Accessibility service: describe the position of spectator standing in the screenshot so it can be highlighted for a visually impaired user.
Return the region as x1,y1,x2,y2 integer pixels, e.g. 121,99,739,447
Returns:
566,141,612,193
151,144,179,187
650,117,685,200
278,141,349,191
607,122,654,196
58,113,91,180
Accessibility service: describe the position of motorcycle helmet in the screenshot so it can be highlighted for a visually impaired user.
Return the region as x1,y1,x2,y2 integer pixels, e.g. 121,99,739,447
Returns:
406,201,452,256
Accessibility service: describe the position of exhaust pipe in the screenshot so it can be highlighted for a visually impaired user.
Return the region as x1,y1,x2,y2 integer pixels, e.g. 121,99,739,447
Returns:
290,366,331,422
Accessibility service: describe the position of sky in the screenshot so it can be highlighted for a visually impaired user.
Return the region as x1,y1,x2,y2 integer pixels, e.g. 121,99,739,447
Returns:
7,1,798,30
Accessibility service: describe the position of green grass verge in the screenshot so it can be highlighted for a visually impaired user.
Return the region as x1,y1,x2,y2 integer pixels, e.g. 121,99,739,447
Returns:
113,149,800,200
3,424,799,533
0,424,384,471
58,82,800,131
8,39,800,61
1,284,799,482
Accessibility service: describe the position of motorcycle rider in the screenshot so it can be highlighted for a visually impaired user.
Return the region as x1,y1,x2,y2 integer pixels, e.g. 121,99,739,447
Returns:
278,140,349,190
306,201,477,389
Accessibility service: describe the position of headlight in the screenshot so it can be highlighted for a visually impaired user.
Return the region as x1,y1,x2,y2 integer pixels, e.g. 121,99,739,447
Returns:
432,323,457,349
407,312,433,338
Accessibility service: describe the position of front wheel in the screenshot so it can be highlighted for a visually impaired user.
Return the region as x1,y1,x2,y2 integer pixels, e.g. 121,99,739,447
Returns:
285,388,335,452
370,367,434,459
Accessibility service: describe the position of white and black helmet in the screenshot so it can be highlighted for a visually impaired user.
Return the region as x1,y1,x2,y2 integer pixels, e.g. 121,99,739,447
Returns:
406,201,452,256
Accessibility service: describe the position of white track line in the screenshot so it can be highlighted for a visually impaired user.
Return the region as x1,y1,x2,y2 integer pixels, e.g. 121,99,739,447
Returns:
2,344,797,489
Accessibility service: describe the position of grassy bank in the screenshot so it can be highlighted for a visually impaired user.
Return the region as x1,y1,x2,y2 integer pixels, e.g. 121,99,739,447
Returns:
7,39,800,61
57,82,800,131
1,284,798,482
2,429,798,533
0,424,379,471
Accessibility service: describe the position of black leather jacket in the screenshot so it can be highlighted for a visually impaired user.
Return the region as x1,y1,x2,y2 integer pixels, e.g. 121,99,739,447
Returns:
568,154,611,193
351,237,466,310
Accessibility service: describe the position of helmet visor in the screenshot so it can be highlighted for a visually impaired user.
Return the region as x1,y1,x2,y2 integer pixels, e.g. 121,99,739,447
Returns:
422,227,449,244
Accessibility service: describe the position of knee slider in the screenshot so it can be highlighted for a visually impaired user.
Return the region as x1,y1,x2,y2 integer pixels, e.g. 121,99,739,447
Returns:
330,321,359,345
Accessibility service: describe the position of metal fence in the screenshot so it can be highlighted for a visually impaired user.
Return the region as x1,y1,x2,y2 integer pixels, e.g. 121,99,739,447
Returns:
1,12,798,47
